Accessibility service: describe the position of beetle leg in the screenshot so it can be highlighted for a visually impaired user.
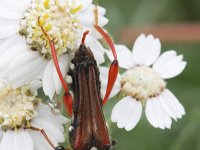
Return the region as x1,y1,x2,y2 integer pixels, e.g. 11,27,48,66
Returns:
25,126,67,150
94,25,119,105
24,126,56,149
38,17,73,116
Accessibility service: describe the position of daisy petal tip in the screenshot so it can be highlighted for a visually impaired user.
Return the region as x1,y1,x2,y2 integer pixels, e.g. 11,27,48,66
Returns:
147,34,154,39
153,51,187,79
116,122,124,129
124,120,139,131
139,33,146,38
155,38,161,47
111,115,117,123
182,61,187,69
125,126,133,132
59,115,70,124
178,54,183,60
159,126,165,130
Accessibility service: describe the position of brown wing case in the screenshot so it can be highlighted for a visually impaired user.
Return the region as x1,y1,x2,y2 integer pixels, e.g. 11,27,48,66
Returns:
69,45,111,150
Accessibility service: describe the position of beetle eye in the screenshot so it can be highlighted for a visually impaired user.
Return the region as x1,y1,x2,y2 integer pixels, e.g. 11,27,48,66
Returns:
55,146,65,150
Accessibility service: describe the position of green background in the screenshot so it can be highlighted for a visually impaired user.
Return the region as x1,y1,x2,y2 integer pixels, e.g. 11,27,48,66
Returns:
99,0,200,150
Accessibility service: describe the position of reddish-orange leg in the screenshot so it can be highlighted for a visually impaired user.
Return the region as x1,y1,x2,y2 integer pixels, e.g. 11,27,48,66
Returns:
24,126,66,150
38,17,73,116
94,25,119,105
24,126,55,149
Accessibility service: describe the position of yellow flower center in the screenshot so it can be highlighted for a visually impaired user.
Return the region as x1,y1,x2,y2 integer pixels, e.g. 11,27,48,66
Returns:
20,0,82,59
0,85,39,130
121,66,166,101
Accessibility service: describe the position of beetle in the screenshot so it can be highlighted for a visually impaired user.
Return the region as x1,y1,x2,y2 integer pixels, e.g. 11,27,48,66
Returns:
38,17,118,150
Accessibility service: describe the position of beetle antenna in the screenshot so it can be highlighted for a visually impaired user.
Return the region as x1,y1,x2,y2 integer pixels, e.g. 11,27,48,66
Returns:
81,30,89,45
38,17,73,116
94,25,117,60
94,25,119,105
94,4,99,25
37,17,69,94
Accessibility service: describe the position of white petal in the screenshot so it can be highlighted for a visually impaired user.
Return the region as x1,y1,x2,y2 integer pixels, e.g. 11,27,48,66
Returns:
37,103,69,125
153,50,186,79
100,67,121,99
56,115,70,124
106,45,135,69
79,15,108,27
0,44,28,71
145,98,158,128
31,120,58,146
156,97,172,129
80,26,102,39
80,26,109,40
0,5,22,20
86,5,106,16
0,130,2,140
160,92,178,121
31,118,65,143
43,60,55,99
132,34,161,66
21,0,32,5
29,79,42,92
95,5,106,16
0,19,19,28
74,0,92,11
84,35,105,64
8,51,40,72
111,96,142,131
0,130,14,150
84,35,104,53
53,54,69,94
146,97,172,129
0,0,28,12
0,25,19,39
161,89,185,120
13,129,33,150
125,101,143,131
28,130,51,150
37,103,69,132
153,50,177,66
0,35,26,57
8,55,46,87
9,57,47,88
94,50,105,64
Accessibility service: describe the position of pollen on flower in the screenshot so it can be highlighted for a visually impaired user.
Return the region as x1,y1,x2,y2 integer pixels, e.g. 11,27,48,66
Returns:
0,85,40,130
19,0,81,59
121,66,166,101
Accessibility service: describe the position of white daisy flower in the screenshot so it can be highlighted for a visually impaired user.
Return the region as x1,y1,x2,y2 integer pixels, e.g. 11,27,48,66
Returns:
0,80,69,150
103,34,186,131
0,0,108,99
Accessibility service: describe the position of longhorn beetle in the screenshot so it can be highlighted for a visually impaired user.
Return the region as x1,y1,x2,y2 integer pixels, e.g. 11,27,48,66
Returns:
38,16,118,150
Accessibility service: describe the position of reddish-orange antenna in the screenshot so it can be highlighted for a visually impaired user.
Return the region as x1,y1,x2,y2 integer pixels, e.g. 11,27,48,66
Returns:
81,30,89,45
38,17,73,116
94,25,119,105
38,17,69,94
94,25,117,60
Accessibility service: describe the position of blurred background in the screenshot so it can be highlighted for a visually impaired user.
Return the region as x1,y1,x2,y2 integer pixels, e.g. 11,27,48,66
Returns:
98,0,200,149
